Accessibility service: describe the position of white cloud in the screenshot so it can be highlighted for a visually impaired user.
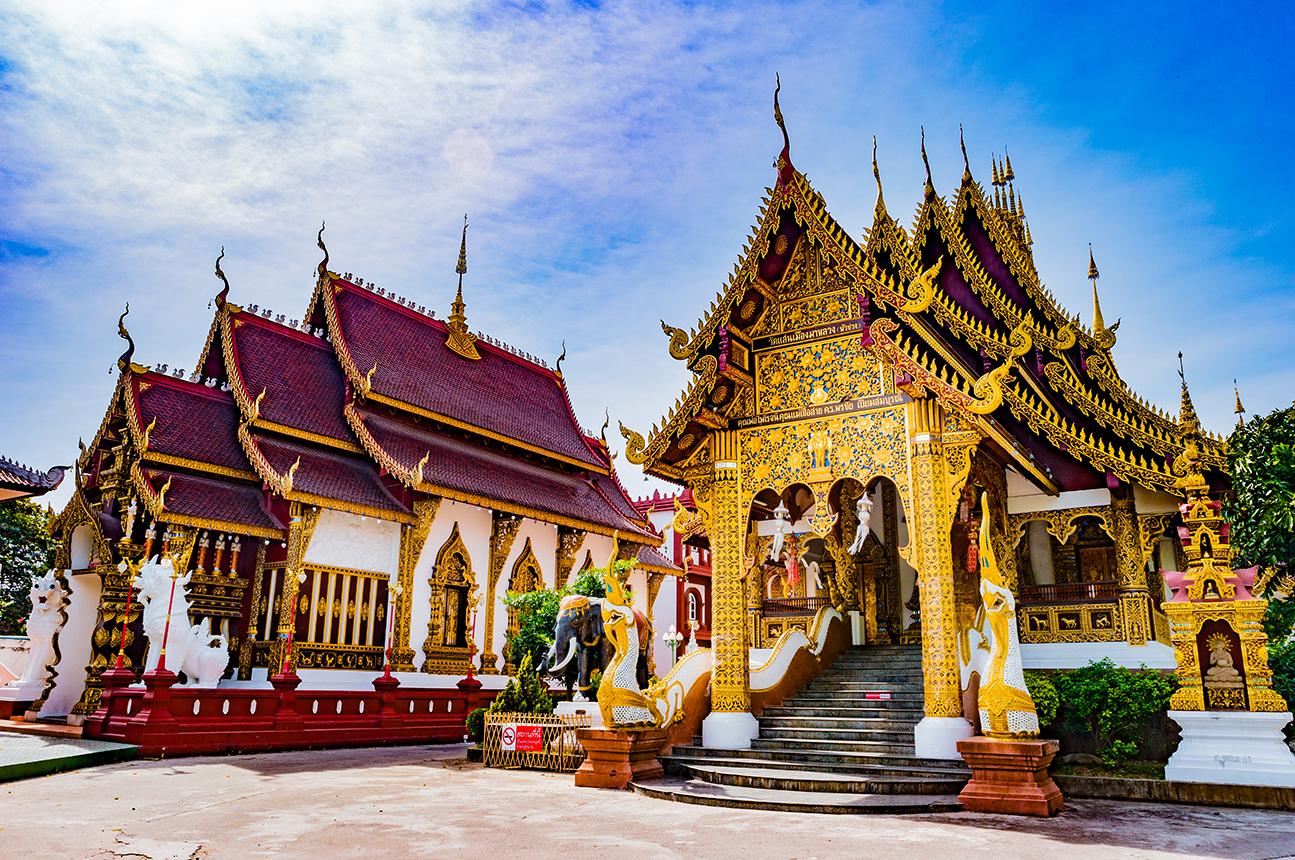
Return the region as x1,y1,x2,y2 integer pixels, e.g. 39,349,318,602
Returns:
0,0,1287,513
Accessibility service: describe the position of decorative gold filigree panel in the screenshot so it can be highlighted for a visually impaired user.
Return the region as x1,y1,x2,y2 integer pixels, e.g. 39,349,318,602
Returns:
755,336,882,415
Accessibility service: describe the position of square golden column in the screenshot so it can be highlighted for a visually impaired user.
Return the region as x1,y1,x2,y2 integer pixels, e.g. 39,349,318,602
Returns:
1110,494,1151,646
906,398,977,758
699,429,761,748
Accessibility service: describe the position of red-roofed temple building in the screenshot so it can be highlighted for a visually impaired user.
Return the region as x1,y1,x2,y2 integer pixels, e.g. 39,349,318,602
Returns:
35,224,679,724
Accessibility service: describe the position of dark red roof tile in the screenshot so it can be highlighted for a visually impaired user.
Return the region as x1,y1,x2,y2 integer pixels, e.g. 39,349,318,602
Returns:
0,456,65,495
229,314,355,443
636,544,681,573
329,281,602,468
356,407,651,538
133,375,250,473
249,432,408,515
141,468,282,534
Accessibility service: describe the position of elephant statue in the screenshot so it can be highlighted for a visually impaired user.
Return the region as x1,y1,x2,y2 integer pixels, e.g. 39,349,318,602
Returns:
541,594,609,701
540,592,650,701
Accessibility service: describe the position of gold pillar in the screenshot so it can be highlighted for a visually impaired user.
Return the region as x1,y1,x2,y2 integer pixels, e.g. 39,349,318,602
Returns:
907,398,967,720
1111,495,1150,646
707,430,750,714
480,511,522,674
391,498,441,672
273,503,321,671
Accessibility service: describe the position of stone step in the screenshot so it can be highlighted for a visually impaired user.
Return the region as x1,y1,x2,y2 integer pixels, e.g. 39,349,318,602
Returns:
663,751,970,779
760,726,915,743
793,690,924,703
676,763,968,795
631,777,963,814
752,736,914,755
758,715,919,732
762,705,925,719
811,674,923,685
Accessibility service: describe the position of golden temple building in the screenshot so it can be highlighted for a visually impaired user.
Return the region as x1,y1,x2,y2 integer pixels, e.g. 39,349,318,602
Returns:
622,93,1228,756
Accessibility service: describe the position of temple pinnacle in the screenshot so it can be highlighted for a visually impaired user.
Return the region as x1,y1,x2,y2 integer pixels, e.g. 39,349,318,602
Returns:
1234,380,1246,427
920,126,933,193
1003,149,1015,183
445,214,480,360
1090,245,1106,334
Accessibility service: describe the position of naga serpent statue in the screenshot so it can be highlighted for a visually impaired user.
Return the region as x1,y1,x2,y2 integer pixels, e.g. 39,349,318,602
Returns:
958,493,1040,739
596,534,685,729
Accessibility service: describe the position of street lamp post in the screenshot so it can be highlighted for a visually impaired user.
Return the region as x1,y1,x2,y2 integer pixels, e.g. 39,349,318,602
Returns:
662,624,684,667
381,582,404,680
278,569,307,676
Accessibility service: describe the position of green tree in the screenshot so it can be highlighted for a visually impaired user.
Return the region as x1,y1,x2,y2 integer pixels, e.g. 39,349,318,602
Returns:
500,562,627,675
0,500,55,636
1054,659,1177,766
487,653,554,716
1226,405,1295,707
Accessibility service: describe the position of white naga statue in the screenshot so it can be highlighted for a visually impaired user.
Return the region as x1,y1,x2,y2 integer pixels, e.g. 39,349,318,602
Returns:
847,493,875,555
958,494,1040,738
596,535,685,729
4,570,69,692
136,557,230,687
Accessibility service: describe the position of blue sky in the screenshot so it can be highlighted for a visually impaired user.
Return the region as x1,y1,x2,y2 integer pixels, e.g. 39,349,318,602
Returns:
1,1,1292,507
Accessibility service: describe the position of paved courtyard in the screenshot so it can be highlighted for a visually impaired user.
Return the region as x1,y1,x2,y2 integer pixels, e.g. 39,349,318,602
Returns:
1,744,1293,859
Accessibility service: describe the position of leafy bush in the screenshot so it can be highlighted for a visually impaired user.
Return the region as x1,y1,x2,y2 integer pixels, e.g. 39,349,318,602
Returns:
0,500,54,636
1226,404,1295,575
502,588,563,674
1269,638,1295,708
500,560,632,678
1023,671,1059,728
465,707,486,744
587,668,603,699
487,653,554,716
1053,659,1176,765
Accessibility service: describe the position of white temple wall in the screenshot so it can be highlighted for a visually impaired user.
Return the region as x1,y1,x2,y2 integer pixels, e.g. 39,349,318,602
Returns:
407,500,492,671
651,581,678,675
1027,520,1056,586
40,570,101,718
304,509,400,575
1006,484,1112,515
484,518,557,670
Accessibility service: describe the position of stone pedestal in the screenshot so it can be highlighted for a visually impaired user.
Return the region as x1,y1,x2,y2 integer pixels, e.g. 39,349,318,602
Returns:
1166,710,1295,788
956,736,1063,816
555,699,603,729
574,727,669,789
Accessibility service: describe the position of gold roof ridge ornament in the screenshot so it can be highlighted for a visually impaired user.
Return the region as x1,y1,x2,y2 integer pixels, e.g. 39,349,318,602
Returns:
871,135,888,221
316,221,329,281
920,126,934,195
445,214,481,360
213,246,231,309
618,421,648,465
660,319,695,361
1089,245,1118,350
1234,379,1246,427
116,303,136,372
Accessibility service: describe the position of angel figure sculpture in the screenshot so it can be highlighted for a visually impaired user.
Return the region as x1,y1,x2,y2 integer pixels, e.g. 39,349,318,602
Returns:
847,493,875,555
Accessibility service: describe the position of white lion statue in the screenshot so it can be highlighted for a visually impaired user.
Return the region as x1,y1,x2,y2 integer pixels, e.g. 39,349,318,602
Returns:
136,557,230,687
5,570,69,690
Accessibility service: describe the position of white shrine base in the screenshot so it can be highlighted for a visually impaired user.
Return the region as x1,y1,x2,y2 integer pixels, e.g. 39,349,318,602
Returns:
1165,710,1295,788
0,680,46,704
555,699,603,729
914,715,974,760
702,710,760,750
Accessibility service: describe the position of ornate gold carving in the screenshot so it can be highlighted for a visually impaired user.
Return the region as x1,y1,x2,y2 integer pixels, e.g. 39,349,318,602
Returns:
1008,506,1115,549
479,512,523,674
706,451,749,713
661,319,696,361
755,336,881,415
555,526,586,588
503,536,544,675
421,523,478,675
391,497,441,671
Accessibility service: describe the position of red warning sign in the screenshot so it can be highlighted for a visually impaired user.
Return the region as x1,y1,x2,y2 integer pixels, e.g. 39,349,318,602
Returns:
515,724,543,752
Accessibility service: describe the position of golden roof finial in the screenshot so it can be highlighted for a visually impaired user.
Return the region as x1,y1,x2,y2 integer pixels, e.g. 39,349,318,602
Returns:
116,303,136,372
871,135,887,218
1090,246,1106,335
1087,243,1100,280
1234,379,1246,427
991,155,1001,187
446,214,480,360
1015,191,1025,220
920,126,933,192
1024,221,1033,247
1177,352,1201,433
1003,149,1015,182
959,124,970,178
316,222,329,281
213,246,231,308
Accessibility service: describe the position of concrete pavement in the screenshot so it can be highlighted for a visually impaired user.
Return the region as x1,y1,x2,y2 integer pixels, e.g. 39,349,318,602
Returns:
1,744,1293,859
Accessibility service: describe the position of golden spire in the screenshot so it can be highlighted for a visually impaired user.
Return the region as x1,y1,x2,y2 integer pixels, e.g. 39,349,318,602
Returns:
1007,183,1017,217
920,126,933,194
445,214,480,360
1234,380,1246,427
1089,244,1106,334
1015,191,1025,220
1177,352,1202,436
991,155,1001,187
1003,149,1015,182
1024,221,1033,247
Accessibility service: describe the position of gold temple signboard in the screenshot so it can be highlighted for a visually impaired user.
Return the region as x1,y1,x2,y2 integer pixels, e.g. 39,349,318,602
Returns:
753,317,865,350
736,392,909,430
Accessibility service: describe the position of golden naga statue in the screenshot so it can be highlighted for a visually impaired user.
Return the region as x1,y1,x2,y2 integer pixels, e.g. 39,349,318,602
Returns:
958,494,1040,739
596,534,685,730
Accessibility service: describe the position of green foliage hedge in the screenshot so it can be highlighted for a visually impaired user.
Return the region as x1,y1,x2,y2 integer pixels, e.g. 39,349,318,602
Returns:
0,500,54,636
1053,659,1177,766
1023,671,1059,728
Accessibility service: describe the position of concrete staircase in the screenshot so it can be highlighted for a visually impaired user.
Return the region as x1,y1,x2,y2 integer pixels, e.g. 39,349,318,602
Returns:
633,645,968,814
